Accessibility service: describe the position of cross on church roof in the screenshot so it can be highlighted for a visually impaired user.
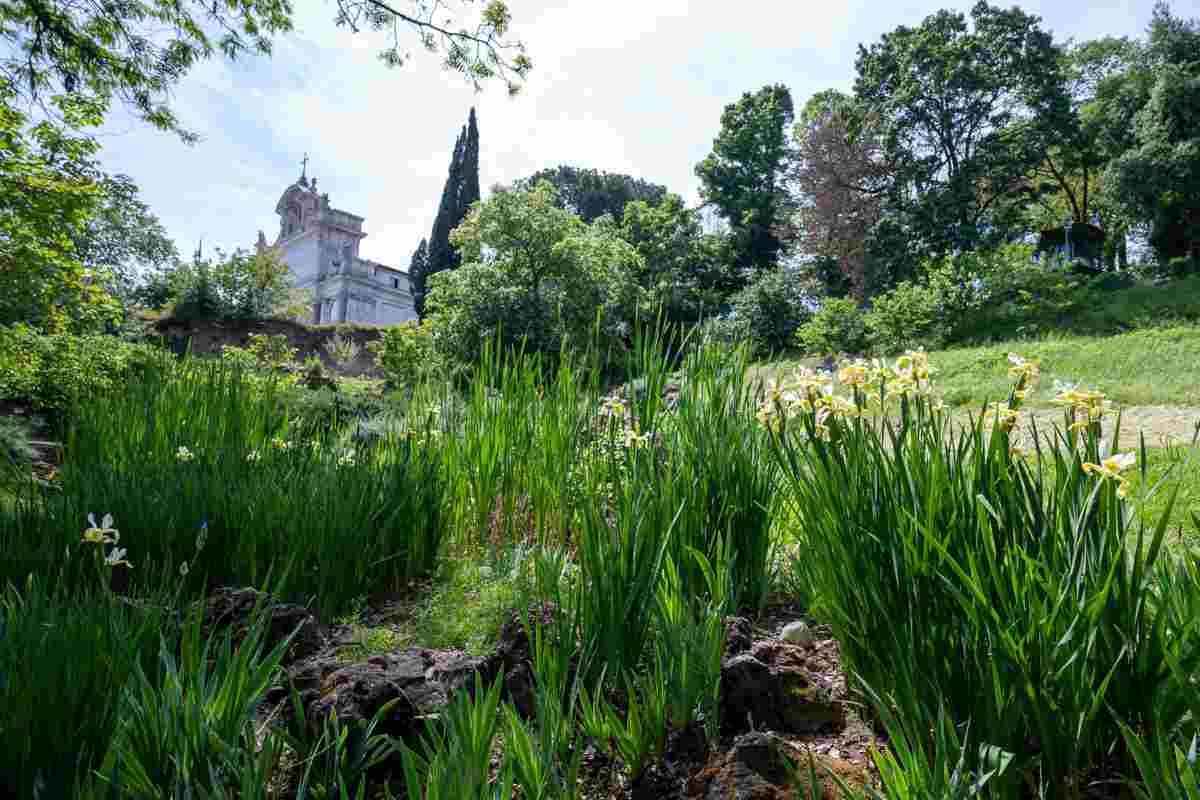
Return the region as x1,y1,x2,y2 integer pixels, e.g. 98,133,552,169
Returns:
300,153,309,181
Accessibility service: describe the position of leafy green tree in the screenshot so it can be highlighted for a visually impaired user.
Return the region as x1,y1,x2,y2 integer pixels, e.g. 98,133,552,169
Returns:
725,267,814,357
695,84,795,277
0,82,120,333
853,2,1069,258
425,181,642,367
71,174,179,303
170,248,302,321
1105,2,1200,265
418,108,480,317
512,166,668,223
619,194,733,325
1,0,530,138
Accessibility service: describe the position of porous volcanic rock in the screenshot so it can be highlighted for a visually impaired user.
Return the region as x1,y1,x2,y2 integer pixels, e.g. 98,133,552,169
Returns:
720,640,844,736
724,615,754,657
686,731,868,800
298,649,492,739
201,586,327,666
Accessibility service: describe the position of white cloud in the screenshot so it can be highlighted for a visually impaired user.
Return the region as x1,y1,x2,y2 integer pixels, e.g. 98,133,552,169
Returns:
94,0,1159,270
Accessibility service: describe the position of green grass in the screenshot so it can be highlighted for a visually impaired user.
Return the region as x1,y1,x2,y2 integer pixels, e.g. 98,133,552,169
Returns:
759,325,1200,410
966,273,1200,342
933,326,1200,409
1128,444,1200,550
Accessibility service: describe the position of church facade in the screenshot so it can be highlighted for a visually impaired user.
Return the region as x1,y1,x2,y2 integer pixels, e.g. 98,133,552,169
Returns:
259,168,416,325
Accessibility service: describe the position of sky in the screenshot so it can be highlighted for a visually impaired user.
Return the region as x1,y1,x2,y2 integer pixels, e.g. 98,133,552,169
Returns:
91,0,1174,269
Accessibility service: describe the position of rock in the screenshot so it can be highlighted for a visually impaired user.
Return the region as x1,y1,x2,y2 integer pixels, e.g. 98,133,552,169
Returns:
201,587,327,666
720,640,844,736
724,616,754,657
304,648,493,741
686,732,868,800
631,762,681,800
780,620,813,648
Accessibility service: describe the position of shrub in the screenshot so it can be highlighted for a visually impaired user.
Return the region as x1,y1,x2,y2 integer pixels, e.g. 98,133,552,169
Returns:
864,280,942,354
726,267,813,357
795,297,868,356
0,415,36,468
0,323,170,413
323,326,362,369
369,320,447,388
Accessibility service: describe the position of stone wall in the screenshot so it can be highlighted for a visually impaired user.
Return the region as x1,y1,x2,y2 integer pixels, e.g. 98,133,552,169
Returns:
150,317,385,377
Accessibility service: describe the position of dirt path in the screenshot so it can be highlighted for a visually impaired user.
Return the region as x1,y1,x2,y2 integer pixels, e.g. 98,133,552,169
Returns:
958,405,1200,451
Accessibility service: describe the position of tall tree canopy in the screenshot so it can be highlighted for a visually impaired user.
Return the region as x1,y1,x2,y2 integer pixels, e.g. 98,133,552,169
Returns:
695,84,795,276
791,89,890,298
426,180,641,366
0,83,120,332
414,107,480,317
1105,2,1200,264
619,193,733,324
72,174,179,302
0,0,530,138
511,166,668,224
853,2,1069,258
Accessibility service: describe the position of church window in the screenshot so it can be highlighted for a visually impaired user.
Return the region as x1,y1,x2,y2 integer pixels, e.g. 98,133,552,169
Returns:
392,278,400,289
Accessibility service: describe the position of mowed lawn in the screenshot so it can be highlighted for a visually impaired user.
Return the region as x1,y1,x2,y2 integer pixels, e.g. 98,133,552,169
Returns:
756,325,1200,410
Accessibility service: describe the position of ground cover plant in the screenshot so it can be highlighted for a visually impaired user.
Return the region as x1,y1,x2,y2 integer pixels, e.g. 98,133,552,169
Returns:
1,327,1198,798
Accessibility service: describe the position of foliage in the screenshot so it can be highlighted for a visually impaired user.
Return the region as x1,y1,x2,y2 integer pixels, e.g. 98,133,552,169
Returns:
795,297,868,356
368,319,447,387
416,108,480,317
863,248,993,354
0,83,121,333
768,356,1200,797
104,604,294,798
398,673,509,800
696,83,795,275
0,323,168,413
726,266,813,357
1,0,528,139
406,238,428,315
170,247,305,321
0,576,165,800
0,415,37,471
1,362,448,618
322,326,362,369
72,174,179,304
1105,5,1200,264
426,181,641,369
863,280,942,354
513,165,668,224
790,89,890,298
620,193,736,323
853,2,1069,260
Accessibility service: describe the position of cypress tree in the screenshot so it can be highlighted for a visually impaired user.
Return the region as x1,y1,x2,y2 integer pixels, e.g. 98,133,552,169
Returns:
460,107,481,213
417,108,481,319
407,238,429,316
420,128,465,317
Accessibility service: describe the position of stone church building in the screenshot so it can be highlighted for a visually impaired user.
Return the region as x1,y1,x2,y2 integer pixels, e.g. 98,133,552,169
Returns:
258,165,416,325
